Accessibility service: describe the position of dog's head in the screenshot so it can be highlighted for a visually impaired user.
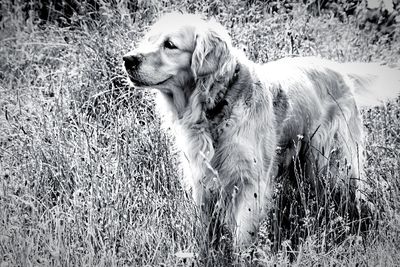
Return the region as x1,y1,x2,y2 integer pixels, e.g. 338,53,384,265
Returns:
123,13,236,111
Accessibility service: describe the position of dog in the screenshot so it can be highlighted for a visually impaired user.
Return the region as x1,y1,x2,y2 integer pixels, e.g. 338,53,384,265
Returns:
123,12,400,247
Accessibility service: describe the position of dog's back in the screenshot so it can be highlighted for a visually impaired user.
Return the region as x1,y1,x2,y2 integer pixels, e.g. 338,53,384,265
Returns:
261,57,399,214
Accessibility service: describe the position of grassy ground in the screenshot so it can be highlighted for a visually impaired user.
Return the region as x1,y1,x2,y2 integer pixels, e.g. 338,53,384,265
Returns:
0,1,399,266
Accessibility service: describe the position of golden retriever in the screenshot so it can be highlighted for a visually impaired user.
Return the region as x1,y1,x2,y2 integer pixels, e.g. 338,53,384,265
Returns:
123,13,400,247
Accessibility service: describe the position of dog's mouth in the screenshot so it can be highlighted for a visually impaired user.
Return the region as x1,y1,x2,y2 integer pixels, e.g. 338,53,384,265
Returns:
127,75,147,87
127,73,172,87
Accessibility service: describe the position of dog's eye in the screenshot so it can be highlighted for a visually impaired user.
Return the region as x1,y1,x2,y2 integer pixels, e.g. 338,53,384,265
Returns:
164,40,178,49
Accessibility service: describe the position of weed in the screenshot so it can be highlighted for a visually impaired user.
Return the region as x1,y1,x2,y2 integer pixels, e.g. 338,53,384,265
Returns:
0,1,399,266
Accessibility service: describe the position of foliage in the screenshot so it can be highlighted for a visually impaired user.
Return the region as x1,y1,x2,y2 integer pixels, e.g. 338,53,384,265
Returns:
0,0,399,266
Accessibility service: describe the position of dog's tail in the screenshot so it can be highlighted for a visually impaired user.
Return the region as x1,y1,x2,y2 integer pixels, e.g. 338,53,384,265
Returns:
342,63,400,108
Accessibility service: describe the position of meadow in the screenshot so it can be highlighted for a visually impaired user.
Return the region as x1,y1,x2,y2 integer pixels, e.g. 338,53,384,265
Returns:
0,0,399,266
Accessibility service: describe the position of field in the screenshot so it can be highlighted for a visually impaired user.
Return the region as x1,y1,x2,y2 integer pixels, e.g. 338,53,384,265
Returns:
1,0,400,266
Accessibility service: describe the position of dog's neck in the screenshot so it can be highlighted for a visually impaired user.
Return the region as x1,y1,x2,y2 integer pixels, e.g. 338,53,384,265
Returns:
204,63,241,121
172,59,239,121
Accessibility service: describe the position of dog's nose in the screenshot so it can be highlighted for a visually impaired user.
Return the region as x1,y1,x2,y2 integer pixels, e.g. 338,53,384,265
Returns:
123,54,142,69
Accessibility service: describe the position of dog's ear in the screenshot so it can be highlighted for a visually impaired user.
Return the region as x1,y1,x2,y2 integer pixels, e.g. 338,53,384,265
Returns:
191,20,234,78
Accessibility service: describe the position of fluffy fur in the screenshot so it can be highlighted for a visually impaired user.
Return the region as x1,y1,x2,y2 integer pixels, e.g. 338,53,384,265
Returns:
123,12,400,246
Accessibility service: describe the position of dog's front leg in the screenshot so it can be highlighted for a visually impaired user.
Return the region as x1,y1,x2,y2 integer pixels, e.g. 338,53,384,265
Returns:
230,179,270,246
214,151,273,246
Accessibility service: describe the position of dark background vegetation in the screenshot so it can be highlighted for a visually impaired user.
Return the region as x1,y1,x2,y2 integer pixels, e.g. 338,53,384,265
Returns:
1,0,399,265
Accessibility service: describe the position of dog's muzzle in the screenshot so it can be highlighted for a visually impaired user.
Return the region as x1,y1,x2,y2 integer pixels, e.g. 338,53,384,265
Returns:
123,54,142,70
123,53,145,85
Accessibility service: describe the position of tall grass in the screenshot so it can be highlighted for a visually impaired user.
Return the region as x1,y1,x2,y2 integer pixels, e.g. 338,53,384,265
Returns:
0,1,399,266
